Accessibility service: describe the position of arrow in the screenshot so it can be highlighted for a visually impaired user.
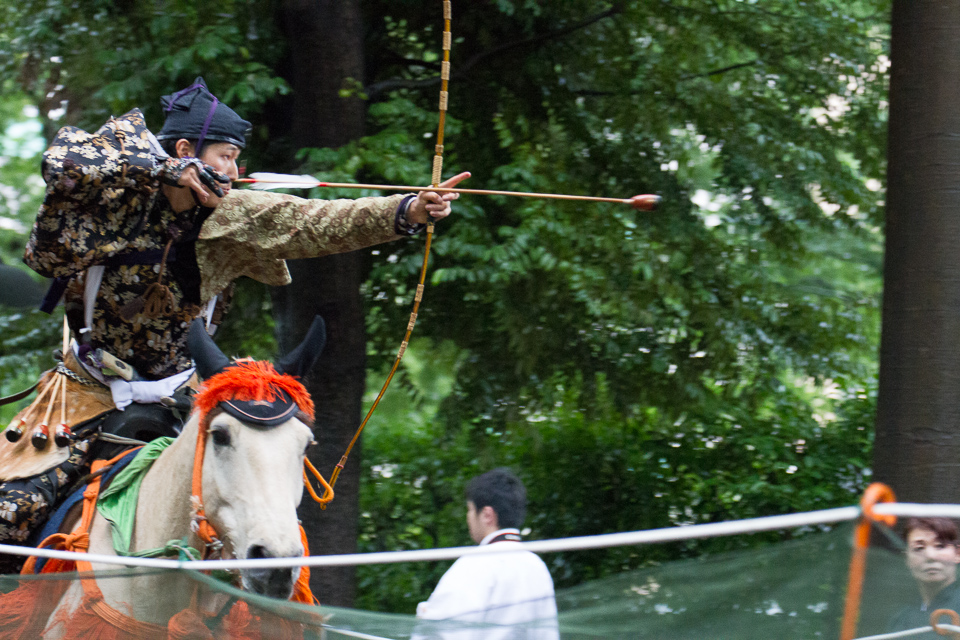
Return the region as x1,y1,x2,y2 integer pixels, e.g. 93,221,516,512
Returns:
236,172,662,211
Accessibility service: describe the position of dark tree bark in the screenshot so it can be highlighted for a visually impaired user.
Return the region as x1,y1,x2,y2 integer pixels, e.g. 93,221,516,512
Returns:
874,1,960,503
273,0,367,607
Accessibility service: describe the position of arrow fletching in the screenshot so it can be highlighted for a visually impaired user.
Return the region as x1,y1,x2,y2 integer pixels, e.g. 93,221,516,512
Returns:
244,172,321,191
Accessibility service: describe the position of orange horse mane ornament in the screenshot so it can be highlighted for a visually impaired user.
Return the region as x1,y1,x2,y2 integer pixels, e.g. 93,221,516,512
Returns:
190,316,324,428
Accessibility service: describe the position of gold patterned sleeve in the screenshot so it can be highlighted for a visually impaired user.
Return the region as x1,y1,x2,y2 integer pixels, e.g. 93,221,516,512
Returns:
195,189,408,301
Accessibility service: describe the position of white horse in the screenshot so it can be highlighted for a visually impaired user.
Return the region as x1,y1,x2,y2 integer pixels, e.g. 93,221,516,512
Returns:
41,317,327,636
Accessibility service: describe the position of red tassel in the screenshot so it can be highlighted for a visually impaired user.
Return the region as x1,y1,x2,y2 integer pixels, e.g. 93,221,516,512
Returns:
0,573,72,637
290,525,316,606
168,609,214,640
194,361,315,425
217,601,260,640
58,594,135,640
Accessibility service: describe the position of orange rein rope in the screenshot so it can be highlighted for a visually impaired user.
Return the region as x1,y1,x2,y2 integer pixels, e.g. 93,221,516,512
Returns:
190,414,221,553
23,448,143,575
304,458,334,507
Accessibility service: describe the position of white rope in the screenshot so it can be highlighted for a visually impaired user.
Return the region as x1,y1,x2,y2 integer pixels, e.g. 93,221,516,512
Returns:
2,501,956,573
324,627,396,640
873,503,960,519
0,505,861,571
856,623,960,639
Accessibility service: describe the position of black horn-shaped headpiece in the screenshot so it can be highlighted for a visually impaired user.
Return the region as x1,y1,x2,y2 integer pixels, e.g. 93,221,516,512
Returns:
188,320,233,380
274,316,327,377
187,316,326,426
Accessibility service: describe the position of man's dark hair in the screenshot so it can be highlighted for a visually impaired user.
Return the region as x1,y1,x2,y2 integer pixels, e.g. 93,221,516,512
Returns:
466,468,526,529
904,517,960,545
159,138,211,160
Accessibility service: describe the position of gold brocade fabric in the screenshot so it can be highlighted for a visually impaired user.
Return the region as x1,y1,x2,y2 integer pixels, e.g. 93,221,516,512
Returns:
196,190,405,303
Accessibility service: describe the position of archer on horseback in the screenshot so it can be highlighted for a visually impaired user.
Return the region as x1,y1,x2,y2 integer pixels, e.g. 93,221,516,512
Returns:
0,77,470,567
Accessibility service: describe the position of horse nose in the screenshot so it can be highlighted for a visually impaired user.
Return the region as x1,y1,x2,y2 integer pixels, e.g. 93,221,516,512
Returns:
244,543,302,599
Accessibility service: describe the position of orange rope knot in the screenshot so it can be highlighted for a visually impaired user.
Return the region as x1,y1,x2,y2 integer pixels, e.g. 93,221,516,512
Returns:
303,458,334,510
189,496,222,552
860,482,897,527
63,531,90,553
931,608,960,638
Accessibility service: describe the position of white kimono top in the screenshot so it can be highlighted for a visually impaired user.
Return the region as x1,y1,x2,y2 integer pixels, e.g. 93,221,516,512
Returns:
415,529,559,640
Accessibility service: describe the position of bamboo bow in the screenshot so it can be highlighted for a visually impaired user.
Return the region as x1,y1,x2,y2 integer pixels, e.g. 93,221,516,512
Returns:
291,1,659,500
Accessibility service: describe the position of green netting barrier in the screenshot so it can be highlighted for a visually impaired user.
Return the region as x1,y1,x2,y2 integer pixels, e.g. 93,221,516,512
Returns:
0,520,941,639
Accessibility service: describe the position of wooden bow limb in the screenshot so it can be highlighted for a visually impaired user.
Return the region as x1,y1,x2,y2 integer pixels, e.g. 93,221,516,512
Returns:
235,175,662,211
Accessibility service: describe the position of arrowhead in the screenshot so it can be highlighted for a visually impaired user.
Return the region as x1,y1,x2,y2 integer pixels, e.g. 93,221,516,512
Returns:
628,195,661,211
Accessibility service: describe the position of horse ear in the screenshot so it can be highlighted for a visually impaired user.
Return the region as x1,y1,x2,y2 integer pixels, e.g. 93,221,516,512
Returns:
188,318,232,379
274,316,326,378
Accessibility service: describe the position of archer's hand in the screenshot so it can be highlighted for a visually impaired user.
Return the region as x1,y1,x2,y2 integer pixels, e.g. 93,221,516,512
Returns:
406,172,471,224
157,157,231,206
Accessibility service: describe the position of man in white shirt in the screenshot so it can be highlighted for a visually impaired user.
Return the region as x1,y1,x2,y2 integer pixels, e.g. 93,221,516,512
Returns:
415,468,559,639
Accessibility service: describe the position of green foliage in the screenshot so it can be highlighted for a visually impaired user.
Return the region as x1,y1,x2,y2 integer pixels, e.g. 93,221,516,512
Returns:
0,86,56,425
0,0,287,141
0,310,60,425
0,84,45,264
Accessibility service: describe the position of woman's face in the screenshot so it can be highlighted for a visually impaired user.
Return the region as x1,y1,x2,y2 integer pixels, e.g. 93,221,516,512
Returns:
907,527,960,587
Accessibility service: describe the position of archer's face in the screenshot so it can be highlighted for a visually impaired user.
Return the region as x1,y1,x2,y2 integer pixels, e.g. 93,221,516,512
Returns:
907,527,960,588
198,142,242,184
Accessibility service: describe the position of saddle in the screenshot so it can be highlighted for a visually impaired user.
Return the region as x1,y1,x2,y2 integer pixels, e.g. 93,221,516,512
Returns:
91,396,190,461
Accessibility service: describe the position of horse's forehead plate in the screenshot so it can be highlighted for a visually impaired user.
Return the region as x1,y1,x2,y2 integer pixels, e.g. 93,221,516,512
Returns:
219,389,299,427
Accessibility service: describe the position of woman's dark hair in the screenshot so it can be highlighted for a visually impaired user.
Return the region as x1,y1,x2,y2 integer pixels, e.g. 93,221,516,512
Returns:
904,517,960,545
466,467,526,529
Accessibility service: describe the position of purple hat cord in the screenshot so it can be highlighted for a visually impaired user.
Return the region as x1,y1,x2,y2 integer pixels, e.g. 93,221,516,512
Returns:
165,82,220,157
164,82,205,112
194,97,219,154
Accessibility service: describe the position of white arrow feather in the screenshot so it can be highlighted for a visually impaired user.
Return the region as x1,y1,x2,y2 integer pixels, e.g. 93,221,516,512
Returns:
245,172,321,190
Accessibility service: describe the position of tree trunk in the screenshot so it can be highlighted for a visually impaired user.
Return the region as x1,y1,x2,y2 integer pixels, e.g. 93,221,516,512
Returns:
874,0,960,503
273,0,366,607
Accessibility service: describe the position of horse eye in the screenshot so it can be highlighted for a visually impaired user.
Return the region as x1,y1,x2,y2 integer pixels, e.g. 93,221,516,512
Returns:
305,440,317,454
211,428,231,447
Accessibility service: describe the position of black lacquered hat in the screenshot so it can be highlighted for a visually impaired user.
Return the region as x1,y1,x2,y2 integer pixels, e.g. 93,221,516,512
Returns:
157,77,251,150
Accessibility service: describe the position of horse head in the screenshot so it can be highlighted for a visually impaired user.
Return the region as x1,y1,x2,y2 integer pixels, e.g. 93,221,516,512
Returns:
187,317,326,599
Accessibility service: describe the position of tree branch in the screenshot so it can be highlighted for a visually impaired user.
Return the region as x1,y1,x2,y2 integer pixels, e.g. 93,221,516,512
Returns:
365,3,626,99
680,59,759,81
569,59,759,97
